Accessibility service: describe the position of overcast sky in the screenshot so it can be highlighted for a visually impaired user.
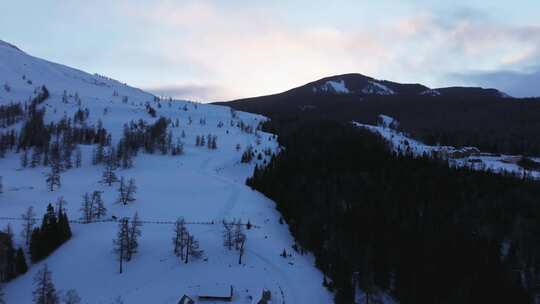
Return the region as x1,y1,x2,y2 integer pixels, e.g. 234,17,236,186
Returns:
2,1,539,101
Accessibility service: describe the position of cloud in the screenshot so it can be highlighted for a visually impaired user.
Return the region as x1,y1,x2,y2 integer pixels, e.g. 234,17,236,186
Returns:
145,83,233,101
120,2,540,100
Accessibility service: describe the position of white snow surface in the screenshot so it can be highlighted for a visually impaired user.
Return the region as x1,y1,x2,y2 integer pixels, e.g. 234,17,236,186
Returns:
313,80,350,94
497,90,513,98
325,80,350,94
0,41,332,303
354,115,540,178
361,81,395,95
377,115,398,129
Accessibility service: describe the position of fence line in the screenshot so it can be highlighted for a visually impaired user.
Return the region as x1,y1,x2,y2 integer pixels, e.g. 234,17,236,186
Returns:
0,216,260,228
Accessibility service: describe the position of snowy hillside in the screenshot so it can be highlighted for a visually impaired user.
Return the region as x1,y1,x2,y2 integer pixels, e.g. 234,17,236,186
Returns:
354,115,540,178
0,41,332,303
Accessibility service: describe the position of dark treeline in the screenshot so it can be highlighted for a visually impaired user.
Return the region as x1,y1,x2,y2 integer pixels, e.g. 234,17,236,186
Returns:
0,85,108,166
0,90,111,172
0,226,28,283
30,204,72,263
0,102,24,128
247,120,540,304
223,91,540,155
19,107,109,151
118,117,184,158
28,85,49,112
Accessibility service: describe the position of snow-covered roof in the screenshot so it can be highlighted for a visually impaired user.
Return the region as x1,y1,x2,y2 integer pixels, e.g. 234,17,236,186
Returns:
197,283,233,298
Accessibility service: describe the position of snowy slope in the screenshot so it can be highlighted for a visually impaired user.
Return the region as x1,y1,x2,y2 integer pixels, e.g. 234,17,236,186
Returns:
312,80,350,94
361,81,395,95
0,41,332,303
354,115,540,178
310,78,395,96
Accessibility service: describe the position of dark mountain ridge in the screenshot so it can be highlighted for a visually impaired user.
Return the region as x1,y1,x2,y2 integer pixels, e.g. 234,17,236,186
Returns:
237,75,540,303
218,73,540,155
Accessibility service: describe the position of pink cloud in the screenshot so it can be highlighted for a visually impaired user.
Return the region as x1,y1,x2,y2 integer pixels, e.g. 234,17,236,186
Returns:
120,2,540,100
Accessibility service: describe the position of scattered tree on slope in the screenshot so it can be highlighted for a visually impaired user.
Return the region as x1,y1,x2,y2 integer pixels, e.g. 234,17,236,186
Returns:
32,264,58,304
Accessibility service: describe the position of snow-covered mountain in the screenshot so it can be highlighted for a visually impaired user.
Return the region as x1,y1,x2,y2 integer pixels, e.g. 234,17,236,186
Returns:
0,40,331,303
0,40,153,104
295,73,428,96
301,73,511,98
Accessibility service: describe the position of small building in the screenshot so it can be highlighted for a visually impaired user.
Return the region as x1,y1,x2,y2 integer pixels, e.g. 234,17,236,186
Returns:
178,295,195,304
197,283,234,302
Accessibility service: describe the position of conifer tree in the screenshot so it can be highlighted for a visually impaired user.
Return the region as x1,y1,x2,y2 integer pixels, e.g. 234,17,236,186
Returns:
62,289,81,304
92,191,107,219
29,228,43,263
42,150,49,167
31,148,41,167
80,193,93,223
220,219,247,264
46,162,61,191
29,204,71,262
32,264,58,304
21,206,36,247
41,204,59,252
222,220,234,251
55,197,67,215
0,283,4,304
117,177,126,205
21,149,29,167
74,147,82,168
211,135,217,149
126,213,142,261
102,152,118,186
185,233,203,264
173,218,187,260
200,135,205,147
117,178,136,205
113,218,130,274
62,146,72,170
0,225,16,281
97,144,105,164
57,209,72,242
241,146,253,163
233,219,246,250
15,248,28,275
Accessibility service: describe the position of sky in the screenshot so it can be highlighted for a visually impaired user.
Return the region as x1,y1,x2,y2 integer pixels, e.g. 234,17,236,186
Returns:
1,0,540,101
